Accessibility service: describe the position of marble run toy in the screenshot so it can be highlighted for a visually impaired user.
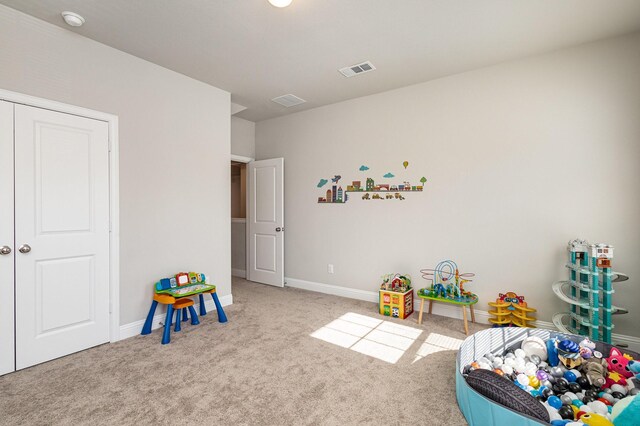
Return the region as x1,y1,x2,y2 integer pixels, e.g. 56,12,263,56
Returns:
552,238,629,344
487,292,537,327
419,260,476,303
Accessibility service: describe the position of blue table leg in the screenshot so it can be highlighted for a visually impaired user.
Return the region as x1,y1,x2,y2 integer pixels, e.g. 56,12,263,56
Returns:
211,292,228,323
199,293,207,316
162,305,174,344
188,306,200,325
174,308,182,332
182,307,189,322
141,300,158,335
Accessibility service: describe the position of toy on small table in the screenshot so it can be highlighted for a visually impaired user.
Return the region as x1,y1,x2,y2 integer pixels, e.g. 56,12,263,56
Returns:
417,260,478,334
378,274,413,319
418,260,476,302
487,292,537,328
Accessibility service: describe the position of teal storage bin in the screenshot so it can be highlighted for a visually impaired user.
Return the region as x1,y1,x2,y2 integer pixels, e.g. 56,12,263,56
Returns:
456,328,640,425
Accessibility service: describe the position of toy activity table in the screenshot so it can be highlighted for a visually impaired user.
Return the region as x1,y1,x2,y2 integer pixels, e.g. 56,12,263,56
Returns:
418,261,478,335
417,293,478,335
141,283,227,344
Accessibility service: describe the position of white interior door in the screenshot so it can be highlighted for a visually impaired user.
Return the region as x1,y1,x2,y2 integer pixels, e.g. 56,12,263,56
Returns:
14,104,110,370
248,158,284,287
0,101,15,375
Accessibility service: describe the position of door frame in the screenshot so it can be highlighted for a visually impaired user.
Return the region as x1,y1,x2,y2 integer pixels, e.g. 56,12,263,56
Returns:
230,154,253,279
0,88,121,343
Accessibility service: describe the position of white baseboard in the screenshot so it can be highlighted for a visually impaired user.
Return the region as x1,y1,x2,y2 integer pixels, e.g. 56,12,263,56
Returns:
118,294,233,341
232,268,246,278
286,277,378,303
284,277,640,352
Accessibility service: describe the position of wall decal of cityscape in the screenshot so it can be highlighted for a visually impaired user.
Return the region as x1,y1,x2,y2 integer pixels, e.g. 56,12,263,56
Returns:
318,175,427,204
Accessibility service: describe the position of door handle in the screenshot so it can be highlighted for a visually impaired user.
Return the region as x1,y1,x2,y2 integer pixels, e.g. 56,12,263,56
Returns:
18,244,31,254
0,246,11,255
275,227,281,232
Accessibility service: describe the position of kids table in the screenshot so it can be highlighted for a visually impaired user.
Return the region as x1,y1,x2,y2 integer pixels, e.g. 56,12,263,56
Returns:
141,283,228,344
417,293,478,335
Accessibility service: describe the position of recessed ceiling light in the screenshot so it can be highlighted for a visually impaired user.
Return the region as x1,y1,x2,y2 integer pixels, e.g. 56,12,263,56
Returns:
61,11,85,27
268,0,293,8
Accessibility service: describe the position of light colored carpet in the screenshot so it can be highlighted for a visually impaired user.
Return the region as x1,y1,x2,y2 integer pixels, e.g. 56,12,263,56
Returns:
0,277,488,425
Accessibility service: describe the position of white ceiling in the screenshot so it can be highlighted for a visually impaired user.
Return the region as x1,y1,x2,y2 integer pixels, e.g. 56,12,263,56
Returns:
3,0,640,122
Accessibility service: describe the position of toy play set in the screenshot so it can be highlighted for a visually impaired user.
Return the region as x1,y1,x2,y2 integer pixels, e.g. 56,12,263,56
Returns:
141,271,227,344
488,292,537,328
552,239,629,345
459,328,640,426
378,274,413,319
417,260,478,334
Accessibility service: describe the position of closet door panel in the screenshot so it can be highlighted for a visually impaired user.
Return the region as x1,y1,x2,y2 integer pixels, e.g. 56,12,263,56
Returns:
14,104,110,370
0,101,15,375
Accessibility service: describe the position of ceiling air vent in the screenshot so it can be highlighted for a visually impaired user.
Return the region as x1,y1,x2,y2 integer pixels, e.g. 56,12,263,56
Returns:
271,94,306,107
339,61,376,78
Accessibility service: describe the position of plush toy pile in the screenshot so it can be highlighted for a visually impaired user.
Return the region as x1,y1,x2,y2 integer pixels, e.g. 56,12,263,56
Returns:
463,336,640,426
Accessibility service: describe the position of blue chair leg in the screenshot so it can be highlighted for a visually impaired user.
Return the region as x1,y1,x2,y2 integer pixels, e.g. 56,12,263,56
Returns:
188,305,200,325
162,305,174,344
199,293,207,316
174,308,182,332
141,300,158,335
211,292,228,323
182,307,189,322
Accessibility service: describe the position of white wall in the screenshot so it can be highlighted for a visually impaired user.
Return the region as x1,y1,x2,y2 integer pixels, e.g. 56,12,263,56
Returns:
231,116,256,158
256,32,640,337
0,5,231,325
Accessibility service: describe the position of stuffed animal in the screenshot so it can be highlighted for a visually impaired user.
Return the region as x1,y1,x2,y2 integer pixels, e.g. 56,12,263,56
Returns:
578,412,614,426
628,360,640,382
611,394,640,426
579,338,596,359
557,340,583,369
582,357,608,388
603,348,634,389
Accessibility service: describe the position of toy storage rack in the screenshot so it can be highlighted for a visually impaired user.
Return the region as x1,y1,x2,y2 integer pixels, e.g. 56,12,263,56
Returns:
456,328,640,426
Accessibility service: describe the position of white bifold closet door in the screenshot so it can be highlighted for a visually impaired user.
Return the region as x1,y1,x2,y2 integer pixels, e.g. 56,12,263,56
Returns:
0,103,111,373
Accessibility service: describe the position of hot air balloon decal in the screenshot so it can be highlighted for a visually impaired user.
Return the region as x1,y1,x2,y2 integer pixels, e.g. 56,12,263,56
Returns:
403,161,409,169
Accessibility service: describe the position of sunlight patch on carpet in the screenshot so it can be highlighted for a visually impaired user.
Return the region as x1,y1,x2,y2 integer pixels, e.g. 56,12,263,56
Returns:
412,333,463,364
310,312,423,364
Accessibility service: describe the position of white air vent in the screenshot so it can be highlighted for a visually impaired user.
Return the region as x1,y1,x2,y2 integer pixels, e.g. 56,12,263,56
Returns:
271,94,306,107
339,61,376,78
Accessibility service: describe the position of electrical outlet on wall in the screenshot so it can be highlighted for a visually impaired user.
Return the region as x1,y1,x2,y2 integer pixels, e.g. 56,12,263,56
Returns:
328,264,334,274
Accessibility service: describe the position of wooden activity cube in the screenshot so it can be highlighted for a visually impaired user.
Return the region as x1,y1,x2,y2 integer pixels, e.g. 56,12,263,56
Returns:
379,289,414,319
